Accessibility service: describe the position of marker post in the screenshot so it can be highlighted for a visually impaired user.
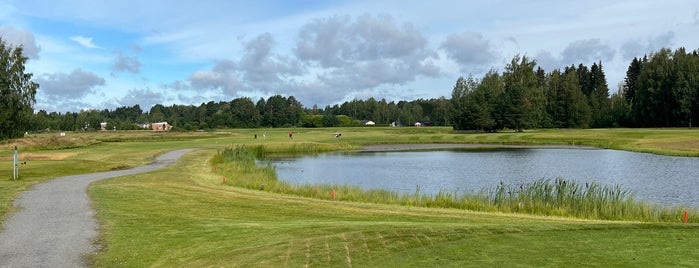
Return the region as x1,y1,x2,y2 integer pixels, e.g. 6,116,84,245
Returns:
13,146,18,180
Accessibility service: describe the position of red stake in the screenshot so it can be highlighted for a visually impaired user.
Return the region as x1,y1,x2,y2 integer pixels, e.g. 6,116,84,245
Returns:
332,189,336,201
223,176,227,184
684,210,688,223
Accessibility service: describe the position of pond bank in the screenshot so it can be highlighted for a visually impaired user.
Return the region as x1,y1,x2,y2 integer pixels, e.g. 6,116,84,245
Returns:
358,143,596,152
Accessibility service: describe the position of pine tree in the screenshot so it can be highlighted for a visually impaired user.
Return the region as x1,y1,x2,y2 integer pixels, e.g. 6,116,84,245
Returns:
450,75,478,130
563,66,591,128
589,62,611,127
502,55,538,132
624,57,643,126
672,48,699,128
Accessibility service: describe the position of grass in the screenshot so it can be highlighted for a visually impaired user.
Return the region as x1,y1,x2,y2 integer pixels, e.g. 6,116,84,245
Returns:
0,127,698,266
88,149,699,267
483,178,688,221
0,130,233,222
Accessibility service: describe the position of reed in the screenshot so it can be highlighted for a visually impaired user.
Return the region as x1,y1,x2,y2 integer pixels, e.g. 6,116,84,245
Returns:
477,178,696,221
252,141,354,156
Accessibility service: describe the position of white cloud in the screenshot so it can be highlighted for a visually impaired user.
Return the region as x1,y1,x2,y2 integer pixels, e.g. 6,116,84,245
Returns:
116,88,163,109
291,13,440,104
295,14,436,67
560,39,616,66
0,25,41,59
34,68,105,99
620,31,676,60
173,33,305,97
7,0,699,112
440,32,498,72
188,60,244,95
112,48,141,75
70,35,102,49
534,39,616,71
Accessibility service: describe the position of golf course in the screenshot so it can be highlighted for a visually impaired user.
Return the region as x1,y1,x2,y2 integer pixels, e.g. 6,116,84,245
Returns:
1,127,698,267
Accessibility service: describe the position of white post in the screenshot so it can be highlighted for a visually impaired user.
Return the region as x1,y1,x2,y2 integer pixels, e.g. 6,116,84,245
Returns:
13,146,18,180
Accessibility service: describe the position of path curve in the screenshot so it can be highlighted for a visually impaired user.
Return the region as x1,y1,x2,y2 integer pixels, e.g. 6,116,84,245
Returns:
0,149,195,268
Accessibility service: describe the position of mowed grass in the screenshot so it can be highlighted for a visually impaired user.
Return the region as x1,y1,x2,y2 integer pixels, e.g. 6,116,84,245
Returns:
88,150,699,267
1,127,699,266
0,130,235,221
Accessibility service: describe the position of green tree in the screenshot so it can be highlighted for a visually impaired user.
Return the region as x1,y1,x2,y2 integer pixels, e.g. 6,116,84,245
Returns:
576,64,593,96
544,69,566,127
149,104,166,123
374,98,390,125
258,95,303,127
460,70,502,131
609,86,632,127
60,112,77,131
0,38,39,140
286,96,303,127
450,75,478,130
230,97,260,128
562,66,591,128
300,114,324,127
636,49,676,127
623,56,644,126
322,112,340,127
432,97,451,126
501,55,538,132
465,86,495,131
672,48,699,128
589,62,611,127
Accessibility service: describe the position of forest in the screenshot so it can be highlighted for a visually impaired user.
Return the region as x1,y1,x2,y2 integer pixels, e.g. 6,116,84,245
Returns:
25,47,699,132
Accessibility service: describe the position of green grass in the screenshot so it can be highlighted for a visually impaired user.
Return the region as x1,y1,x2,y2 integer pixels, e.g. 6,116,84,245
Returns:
88,149,699,267
0,130,233,222
1,128,698,266
483,178,689,221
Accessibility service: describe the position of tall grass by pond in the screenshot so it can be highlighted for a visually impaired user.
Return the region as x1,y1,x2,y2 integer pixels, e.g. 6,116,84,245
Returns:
212,145,695,223
485,178,686,221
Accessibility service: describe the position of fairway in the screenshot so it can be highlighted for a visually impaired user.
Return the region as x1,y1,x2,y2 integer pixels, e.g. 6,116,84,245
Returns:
1,128,699,266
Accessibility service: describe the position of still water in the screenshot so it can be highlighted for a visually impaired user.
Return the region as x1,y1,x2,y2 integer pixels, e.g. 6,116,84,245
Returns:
271,148,699,208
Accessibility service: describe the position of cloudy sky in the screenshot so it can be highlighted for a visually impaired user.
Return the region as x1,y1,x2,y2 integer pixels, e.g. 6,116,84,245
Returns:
1,0,698,112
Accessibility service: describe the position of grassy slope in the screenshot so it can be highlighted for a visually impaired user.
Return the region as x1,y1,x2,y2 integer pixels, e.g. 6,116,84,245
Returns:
89,150,699,267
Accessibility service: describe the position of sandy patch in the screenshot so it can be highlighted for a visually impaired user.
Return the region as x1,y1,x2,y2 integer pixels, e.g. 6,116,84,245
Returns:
656,140,699,152
0,152,79,161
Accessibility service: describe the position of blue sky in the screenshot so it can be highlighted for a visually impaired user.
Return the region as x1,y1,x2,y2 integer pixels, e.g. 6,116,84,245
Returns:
1,0,698,112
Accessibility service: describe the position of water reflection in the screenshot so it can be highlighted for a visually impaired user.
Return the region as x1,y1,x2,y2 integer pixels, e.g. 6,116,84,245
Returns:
272,148,699,208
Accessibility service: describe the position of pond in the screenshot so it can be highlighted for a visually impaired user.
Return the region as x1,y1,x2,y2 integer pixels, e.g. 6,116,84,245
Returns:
271,147,699,208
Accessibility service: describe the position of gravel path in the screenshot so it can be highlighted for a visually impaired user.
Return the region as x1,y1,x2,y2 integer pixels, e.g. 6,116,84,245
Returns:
0,149,194,268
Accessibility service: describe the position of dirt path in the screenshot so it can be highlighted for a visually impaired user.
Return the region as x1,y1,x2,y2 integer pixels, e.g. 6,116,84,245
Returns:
0,149,194,268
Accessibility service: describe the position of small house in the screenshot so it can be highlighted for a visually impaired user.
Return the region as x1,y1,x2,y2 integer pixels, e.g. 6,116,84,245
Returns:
152,122,172,131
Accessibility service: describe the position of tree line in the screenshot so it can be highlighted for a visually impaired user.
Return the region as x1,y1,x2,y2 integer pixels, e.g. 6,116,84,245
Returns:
2,38,698,138
28,95,453,131
450,48,699,131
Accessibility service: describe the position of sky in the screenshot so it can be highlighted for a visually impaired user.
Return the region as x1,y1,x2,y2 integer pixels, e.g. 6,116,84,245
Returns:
1,0,698,113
